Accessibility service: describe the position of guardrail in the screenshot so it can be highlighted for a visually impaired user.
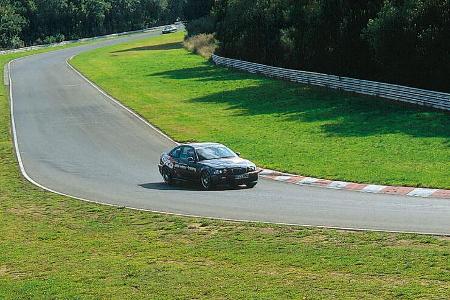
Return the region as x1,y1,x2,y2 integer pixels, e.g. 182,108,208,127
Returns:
212,54,450,111
0,25,169,56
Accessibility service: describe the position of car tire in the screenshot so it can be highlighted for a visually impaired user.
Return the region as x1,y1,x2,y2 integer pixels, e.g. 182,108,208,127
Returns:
162,167,174,185
200,170,214,190
246,181,257,188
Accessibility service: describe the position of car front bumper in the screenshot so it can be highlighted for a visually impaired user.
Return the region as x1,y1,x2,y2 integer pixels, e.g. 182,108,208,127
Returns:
211,170,260,186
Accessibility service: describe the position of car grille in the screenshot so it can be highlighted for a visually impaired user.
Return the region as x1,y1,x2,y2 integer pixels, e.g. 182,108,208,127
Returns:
230,167,247,175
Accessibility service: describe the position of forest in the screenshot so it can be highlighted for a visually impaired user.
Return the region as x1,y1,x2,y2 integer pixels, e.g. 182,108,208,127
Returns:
0,0,188,48
1,0,449,91
208,0,450,91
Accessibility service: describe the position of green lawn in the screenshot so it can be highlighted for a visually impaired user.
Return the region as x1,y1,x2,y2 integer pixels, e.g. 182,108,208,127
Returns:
1,39,450,299
71,32,450,189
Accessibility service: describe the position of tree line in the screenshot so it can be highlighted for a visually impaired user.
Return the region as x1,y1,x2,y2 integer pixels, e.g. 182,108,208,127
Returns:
193,0,449,92
2,0,448,91
0,0,196,49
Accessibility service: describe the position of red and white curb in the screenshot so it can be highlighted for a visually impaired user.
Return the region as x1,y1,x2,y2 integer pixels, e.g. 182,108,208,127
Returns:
259,169,450,199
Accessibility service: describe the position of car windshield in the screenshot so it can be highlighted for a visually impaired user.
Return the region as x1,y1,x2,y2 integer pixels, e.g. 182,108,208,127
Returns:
196,146,236,161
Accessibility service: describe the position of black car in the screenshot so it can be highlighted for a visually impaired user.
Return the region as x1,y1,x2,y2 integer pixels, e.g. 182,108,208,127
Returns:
158,143,260,190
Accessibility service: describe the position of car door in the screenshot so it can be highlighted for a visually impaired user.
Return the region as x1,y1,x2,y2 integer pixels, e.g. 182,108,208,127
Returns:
169,146,183,178
178,146,197,179
185,147,199,179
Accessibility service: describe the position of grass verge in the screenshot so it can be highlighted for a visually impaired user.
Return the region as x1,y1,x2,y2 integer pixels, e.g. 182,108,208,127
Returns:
72,32,450,189
1,36,449,299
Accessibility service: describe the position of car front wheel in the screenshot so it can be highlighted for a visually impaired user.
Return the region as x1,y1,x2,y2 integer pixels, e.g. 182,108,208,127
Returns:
246,181,257,188
162,167,174,185
200,171,214,190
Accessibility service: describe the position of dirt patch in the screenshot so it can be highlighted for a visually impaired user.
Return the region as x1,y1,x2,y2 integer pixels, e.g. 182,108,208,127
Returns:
0,265,27,279
0,265,8,276
7,205,44,218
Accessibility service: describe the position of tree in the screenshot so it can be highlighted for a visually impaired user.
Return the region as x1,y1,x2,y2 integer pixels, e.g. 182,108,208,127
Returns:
0,1,26,49
162,0,186,23
183,0,213,20
363,0,450,90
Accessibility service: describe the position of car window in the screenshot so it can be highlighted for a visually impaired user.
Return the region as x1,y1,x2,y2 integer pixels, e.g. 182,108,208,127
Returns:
197,146,236,161
169,147,181,158
180,146,195,160
187,148,195,159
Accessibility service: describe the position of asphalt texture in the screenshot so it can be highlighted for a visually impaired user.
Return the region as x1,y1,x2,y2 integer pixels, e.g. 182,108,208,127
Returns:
9,30,450,235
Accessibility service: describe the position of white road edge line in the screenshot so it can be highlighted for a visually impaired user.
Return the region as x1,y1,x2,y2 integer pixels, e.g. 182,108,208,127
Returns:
5,51,449,237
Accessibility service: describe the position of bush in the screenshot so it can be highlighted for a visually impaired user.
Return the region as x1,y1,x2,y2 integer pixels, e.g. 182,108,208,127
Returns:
42,34,65,45
183,33,217,58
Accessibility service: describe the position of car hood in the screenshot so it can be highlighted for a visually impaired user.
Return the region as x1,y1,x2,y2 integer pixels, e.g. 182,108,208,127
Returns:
199,157,254,169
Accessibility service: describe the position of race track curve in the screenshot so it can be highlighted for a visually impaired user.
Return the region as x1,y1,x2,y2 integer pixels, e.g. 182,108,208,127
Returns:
8,30,450,235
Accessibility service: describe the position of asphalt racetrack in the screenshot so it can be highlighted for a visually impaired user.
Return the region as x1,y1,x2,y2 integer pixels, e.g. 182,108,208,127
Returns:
8,30,450,235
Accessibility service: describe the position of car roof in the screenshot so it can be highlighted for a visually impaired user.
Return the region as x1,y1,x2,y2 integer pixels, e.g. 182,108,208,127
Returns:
181,142,224,149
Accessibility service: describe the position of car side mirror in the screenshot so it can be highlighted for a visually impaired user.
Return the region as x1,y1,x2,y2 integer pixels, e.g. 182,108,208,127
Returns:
187,157,195,163
236,152,241,157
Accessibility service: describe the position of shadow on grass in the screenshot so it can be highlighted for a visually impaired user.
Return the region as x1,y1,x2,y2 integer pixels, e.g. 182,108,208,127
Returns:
114,42,183,53
148,60,262,82
150,63,450,140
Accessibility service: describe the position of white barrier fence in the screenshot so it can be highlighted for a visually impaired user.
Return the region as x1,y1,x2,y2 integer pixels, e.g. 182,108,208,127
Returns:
212,54,450,111
0,25,169,56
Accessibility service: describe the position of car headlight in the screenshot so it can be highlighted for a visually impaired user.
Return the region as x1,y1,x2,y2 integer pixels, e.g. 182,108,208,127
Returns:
213,169,224,175
248,166,256,172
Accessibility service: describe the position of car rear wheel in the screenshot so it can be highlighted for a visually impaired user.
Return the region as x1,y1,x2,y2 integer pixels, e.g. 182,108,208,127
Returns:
246,181,257,188
200,171,214,190
162,167,174,185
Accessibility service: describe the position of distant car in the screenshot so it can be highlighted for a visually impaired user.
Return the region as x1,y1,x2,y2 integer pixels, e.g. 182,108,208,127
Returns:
159,143,260,190
162,25,177,34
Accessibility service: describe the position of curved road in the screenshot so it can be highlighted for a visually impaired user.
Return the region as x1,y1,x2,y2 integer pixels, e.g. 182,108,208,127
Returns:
9,30,450,235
